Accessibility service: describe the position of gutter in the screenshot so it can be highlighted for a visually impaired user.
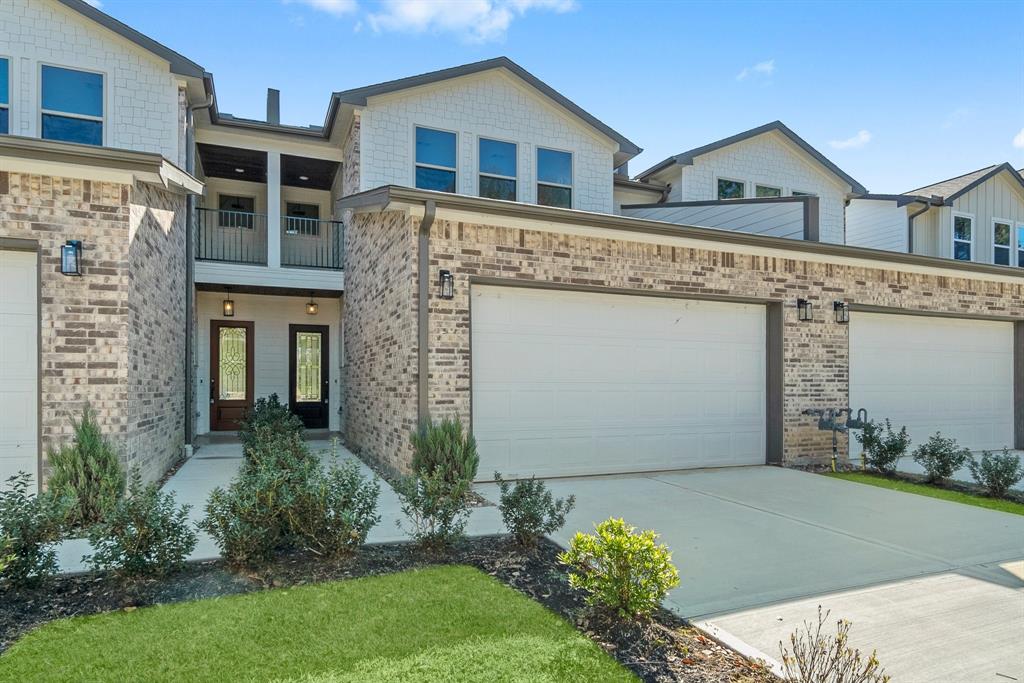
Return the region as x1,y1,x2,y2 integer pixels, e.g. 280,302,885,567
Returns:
417,200,436,424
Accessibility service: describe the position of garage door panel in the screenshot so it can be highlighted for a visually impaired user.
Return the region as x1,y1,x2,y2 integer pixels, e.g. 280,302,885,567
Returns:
0,251,39,493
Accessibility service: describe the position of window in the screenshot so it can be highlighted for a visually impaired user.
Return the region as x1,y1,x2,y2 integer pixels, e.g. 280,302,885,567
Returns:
0,58,9,135
993,220,1012,266
952,214,973,261
479,138,516,201
415,126,456,192
755,184,782,198
717,178,745,200
218,195,255,229
285,202,321,236
537,148,572,208
1018,225,1024,268
41,65,103,146
791,190,816,197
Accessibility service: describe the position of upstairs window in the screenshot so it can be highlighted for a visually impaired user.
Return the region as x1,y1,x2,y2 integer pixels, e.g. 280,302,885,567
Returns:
415,126,456,193
952,214,973,261
285,202,320,236
479,138,516,201
755,184,782,198
537,148,572,208
993,220,1012,266
41,65,103,146
218,195,255,229
0,58,9,135
1018,226,1024,268
717,178,745,200
791,190,816,197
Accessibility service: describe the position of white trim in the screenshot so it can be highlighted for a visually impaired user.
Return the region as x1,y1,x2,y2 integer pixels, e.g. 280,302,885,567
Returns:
716,176,747,200
536,145,573,209
477,134,518,201
951,211,974,261
413,124,457,192
992,217,1013,266
37,62,106,146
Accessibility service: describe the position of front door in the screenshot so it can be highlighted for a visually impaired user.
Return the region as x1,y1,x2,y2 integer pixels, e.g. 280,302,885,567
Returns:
290,324,329,429
210,320,254,431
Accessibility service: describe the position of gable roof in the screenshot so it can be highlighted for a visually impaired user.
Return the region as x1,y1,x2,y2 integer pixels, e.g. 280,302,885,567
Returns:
635,120,867,194
327,57,641,163
56,0,204,78
904,162,1024,204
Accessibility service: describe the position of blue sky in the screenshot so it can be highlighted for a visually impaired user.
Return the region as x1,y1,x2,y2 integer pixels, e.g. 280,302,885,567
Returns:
96,0,1023,192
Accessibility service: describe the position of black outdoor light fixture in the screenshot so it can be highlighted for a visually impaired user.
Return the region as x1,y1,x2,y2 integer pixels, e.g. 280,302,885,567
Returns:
306,293,319,316
796,298,813,322
60,240,83,276
222,296,235,317
439,269,454,300
834,301,850,324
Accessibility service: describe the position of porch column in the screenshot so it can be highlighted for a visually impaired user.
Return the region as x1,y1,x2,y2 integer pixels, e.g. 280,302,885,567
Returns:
267,151,282,268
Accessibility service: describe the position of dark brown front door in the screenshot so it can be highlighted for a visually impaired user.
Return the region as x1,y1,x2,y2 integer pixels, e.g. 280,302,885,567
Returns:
289,324,329,429
210,320,254,431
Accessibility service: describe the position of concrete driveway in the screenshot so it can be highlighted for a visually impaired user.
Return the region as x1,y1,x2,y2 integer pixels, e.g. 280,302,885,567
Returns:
479,466,1024,683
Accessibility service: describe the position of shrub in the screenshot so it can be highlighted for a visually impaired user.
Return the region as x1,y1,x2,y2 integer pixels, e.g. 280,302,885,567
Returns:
779,606,890,683
410,418,479,488
291,460,381,557
395,469,471,549
968,449,1024,499
85,474,197,577
494,472,575,547
47,405,126,528
238,393,304,460
0,473,72,587
559,518,679,619
855,419,910,475
911,432,971,483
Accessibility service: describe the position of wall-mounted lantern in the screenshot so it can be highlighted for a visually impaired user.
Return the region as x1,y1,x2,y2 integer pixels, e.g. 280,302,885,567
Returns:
833,301,850,324
797,298,814,322
306,294,319,316
60,240,83,276
438,270,454,300
222,297,235,317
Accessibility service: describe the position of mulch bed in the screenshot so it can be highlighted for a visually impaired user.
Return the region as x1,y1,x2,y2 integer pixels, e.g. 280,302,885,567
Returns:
0,536,775,682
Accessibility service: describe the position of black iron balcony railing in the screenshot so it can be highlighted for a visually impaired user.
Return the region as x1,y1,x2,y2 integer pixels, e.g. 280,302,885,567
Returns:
281,217,344,270
196,208,268,265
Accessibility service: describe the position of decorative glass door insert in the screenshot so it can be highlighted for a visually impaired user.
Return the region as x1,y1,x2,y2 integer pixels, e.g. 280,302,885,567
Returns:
295,332,322,402
218,326,248,400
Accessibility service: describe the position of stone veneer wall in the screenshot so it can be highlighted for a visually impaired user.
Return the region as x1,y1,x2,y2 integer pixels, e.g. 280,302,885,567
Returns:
0,171,187,485
343,208,1024,470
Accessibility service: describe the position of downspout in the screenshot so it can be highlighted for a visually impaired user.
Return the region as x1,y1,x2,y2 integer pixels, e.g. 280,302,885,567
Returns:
184,93,214,452
417,200,437,425
906,200,932,254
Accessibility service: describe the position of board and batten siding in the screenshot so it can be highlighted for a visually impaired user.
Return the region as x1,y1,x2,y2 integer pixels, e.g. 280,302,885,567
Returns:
946,173,1024,264
846,199,908,252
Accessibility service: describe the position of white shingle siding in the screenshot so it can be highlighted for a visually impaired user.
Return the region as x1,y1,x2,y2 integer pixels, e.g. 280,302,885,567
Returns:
846,199,908,252
0,0,180,159
358,71,617,213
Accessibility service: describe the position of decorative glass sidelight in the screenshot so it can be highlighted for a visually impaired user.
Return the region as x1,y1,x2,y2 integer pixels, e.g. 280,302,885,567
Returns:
218,327,248,400
295,332,322,402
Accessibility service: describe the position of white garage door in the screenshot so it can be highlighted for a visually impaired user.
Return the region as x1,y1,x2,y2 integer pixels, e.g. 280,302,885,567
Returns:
471,286,766,479
0,250,39,493
850,313,1013,453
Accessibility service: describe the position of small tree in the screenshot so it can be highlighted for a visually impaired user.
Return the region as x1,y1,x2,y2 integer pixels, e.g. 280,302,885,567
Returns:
968,449,1024,499
779,607,889,683
494,472,575,547
410,418,479,487
911,432,971,483
855,419,910,475
395,470,471,549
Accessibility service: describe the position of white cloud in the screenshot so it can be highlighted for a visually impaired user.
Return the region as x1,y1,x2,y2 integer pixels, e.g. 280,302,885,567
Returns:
829,130,872,150
736,59,774,81
941,106,972,129
367,0,577,43
1013,127,1024,149
284,0,358,16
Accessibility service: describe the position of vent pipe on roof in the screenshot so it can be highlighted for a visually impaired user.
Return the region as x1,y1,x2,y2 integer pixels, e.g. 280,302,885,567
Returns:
267,88,280,125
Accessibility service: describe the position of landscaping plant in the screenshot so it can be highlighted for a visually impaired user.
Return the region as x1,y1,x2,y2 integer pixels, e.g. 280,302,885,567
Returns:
396,469,471,549
410,418,479,487
47,405,126,528
968,449,1024,499
911,432,971,483
854,419,910,475
291,460,381,557
86,473,197,577
559,517,679,619
494,472,575,547
0,473,72,587
238,393,304,460
779,606,889,683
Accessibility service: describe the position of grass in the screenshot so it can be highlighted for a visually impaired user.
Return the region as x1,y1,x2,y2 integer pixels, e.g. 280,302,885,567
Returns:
0,565,635,682
825,471,1024,516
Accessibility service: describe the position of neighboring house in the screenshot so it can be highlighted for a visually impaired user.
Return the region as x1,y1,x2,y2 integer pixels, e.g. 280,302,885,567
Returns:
3,0,1024,493
847,163,1024,265
628,121,867,244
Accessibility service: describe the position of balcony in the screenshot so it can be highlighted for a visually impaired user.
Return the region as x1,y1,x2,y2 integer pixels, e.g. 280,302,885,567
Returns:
196,208,344,270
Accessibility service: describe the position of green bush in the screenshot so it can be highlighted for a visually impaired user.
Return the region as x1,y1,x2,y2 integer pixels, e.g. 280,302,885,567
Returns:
779,606,890,683
559,518,679,619
85,474,197,577
395,469,471,549
911,432,971,483
410,418,479,488
291,460,381,557
47,405,126,528
968,449,1024,499
855,419,910,475
494,472,575,547
0,473,72,587
239,393,304,460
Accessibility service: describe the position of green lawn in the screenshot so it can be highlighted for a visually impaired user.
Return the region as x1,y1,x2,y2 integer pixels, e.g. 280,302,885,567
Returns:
825,471,1024,516
0,565,635,682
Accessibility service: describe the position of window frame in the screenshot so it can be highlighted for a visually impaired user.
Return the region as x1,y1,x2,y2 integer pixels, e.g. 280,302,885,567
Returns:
38,62,106,146
754,183,783,198
216,193,257,229
1017,223,1024,269
992,217,1013,266
413,125,458,193
716,176,746,200
284,201,322,237
477,135,518,202
536,146,574,209
791,190,816,197
951,211,974,262
0,56,10,136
